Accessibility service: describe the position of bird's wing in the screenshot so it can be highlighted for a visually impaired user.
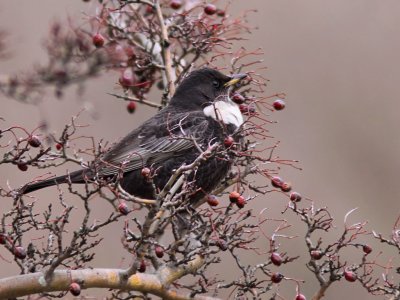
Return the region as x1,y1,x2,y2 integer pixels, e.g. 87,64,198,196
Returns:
98,110,209,176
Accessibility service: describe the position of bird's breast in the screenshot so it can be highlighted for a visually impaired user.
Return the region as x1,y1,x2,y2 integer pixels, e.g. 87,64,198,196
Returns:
202,100,244,128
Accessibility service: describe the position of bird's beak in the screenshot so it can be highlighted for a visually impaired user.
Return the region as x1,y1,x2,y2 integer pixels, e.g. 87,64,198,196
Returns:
224,73,248,87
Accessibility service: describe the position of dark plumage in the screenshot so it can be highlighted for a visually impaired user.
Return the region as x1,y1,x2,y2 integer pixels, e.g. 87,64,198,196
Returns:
21,68,247,199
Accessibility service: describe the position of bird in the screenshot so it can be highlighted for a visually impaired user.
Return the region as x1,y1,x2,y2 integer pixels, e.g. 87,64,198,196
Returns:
21,68,247,201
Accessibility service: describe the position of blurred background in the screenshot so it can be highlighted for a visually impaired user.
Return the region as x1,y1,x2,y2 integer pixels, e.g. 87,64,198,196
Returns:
1,0,400,299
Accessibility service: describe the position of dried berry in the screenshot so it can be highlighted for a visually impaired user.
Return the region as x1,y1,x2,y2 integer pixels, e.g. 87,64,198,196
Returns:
231,93,245,104
281,182,292,192
224,136,235,148
216,239,228,251
141,167,151,178
55,143,63,151
69,282,81,296
0,234,6,245
273,99,286,110
92,33,105,48
310,250,323,260
17,161,28,172
28,135,41,148
14,246,27,259
229,191,240,203
289,191,302,202
295,294,306,300
170,0,182,9
236,196,246,208
362,244,372,254
344,271,357,282
271,272,284,283
155,246,164,258
138,259,146,272
204,4,217,15
118,202,129,215
207,195,219,207
271,176,283,188
127,101,137,114
216,9,226,17
119,68,136,88
271,252,282,266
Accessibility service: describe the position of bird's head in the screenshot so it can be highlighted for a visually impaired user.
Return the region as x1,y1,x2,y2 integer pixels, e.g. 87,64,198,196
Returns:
170,68,247,110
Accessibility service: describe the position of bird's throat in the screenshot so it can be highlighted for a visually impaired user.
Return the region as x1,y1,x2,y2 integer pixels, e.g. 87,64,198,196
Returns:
203,100,244,128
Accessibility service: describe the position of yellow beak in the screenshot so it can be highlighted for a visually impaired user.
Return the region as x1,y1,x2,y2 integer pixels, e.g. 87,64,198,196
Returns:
224,73,248,87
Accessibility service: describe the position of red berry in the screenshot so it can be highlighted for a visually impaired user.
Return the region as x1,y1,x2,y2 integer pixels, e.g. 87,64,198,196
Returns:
271,176,283,188
138,259,146,272
271,252,282,266
141,167,151,178
55,143,63,150
273,99,286,110
216,239,228,251
155,246,164,258
0,234,6,245
119,68,136,88
289,191,302,202
69,282,81,296
204,4,217,15
344,271,357,282
231,93,245,104
310,250,323,260
236,196,246,208
239,104,256,115
28,135,41,148
17,161,28,172
229,191,240,203
145,5,155,14
224,136,235,148
362,245,372,254
207,195,219,207
92,33,105,48
271,272,284,283
295,294,306,300
127,101,137,114
216,9,226,17
118,202,129,215
14,246,27,259
281,182,292,192
170,0,182,9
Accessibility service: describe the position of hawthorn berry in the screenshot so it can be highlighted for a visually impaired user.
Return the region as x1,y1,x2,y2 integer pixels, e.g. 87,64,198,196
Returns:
362,244,372,254
138,259,146,272
310,250,323,260
204,4,217,15
271,272,284,283
141,167,151,178
216,239,228,251
170,0,182,9
17,161,28,172
118,202,129,215
273,99,286,110
92,33,105,48
270,252,282,266
55,143,63,151
239,104,256,115
14,246,27,259
289,191,302,202
216,9,226,17
281,182,292,192
127,101,137,114
28,135,41,148
229,191,240,203
207,195,219,207
271,176,283,188
155,246,164,258
0,234,6,245
232,93,245,104
236,196,246,208
69,282,81,296
119,68,136,88
295,294,306,300
344,270,357,282
224,136,235,148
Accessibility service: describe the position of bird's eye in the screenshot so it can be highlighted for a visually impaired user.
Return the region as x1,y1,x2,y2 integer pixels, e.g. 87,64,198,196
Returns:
212,80,220,88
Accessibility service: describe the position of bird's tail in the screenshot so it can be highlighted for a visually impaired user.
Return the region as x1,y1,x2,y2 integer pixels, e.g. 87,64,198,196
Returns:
20,170,86,194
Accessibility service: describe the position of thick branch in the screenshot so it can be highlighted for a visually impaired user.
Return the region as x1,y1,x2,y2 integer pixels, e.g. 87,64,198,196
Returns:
0,256,217,299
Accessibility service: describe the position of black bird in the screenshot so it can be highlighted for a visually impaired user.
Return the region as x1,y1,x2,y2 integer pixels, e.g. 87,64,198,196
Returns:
21,68,247,200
